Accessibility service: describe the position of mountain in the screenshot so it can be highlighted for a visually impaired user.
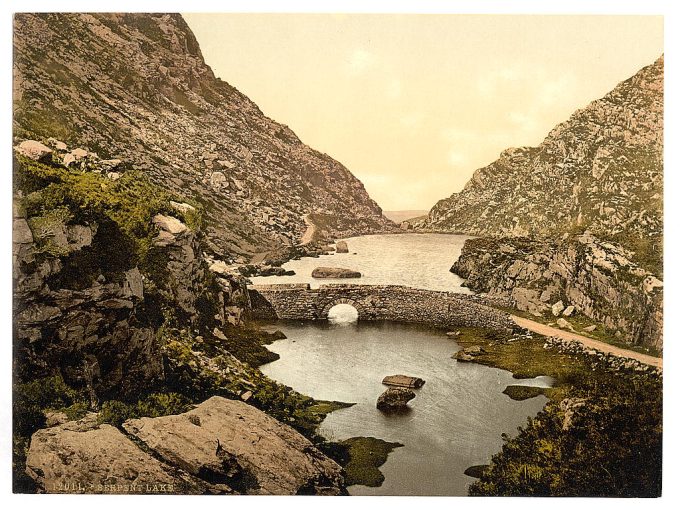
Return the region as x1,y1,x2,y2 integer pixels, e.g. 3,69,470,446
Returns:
420,56,663,266
383,210,429,224
13,13,393,260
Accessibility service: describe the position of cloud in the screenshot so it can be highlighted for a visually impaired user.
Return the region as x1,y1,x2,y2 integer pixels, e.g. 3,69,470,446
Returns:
387,79,402,99
399,111,425,129
347,48,375,74
447,149,467,166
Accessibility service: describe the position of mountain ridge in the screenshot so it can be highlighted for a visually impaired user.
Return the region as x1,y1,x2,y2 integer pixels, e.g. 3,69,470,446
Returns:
13,13,394,260
419,55,663,262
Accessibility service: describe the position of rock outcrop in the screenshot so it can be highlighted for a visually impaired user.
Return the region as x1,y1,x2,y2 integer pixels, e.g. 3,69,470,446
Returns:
123,397,344,495
451,235,663,350
13,148,251,399
13,13,393,259
420,56,663,247
417,57,663,351
26,397,344,494
376,388,416,411
311,267,362,279
25,414,209,494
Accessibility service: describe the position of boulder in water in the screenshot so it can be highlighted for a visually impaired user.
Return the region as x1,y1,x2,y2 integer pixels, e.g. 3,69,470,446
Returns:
311,267,361,279
376,388,416,411
335,241,349,253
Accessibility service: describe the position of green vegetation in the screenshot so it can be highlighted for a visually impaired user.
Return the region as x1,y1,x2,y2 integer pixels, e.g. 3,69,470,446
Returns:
503,306,662,358
454,327,662,497
321,437,403,487
15,154,173,267
159,324,353,439
97,393,192,427
502,385,546,401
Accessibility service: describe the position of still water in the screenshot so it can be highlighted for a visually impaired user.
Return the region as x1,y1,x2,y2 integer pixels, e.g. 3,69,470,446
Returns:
260,320,551,496
250,233,472,292
256,233,550,495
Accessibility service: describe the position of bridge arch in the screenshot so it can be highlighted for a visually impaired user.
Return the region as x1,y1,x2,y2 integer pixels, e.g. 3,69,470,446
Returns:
319,298,367,320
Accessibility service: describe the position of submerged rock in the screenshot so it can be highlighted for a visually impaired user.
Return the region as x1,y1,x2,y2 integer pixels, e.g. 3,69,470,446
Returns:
376,388,416,411
453,345,486,362
311,267,361,279
464,464,490,479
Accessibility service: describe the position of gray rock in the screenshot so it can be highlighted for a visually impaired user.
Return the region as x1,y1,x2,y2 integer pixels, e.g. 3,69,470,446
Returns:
562,305,575,317
170,201,197,214
153,214,188,235
583,325,597,332
556,318,573,331
14,140,53,162
26,418,207,494
559,398,587,431
551,300,565,317
376,388,416,411
123,396,344,495
210,171,227,190
335,240,349,253
13,218,34,244
311,267,361,279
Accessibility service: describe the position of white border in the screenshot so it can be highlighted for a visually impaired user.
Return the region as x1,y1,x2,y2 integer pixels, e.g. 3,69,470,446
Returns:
1,2,678,510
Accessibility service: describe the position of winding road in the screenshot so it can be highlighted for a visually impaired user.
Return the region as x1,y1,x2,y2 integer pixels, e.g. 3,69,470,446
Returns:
300,214,316,245
511,315,662,369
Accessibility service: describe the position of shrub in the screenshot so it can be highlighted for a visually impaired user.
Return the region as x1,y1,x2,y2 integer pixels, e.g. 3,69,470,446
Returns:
13,375,85,436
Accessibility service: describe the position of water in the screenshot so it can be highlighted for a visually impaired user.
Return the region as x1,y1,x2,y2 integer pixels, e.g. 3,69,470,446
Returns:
261,321,550,496
256,233,552,495
250,233,472,292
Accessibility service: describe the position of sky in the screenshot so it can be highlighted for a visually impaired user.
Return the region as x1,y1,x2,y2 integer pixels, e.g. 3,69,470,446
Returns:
183,14,663,211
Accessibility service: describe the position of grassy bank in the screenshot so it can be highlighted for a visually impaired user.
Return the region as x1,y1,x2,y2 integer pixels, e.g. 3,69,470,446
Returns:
500,305,661,358
320,437,403,488
453,326,662,497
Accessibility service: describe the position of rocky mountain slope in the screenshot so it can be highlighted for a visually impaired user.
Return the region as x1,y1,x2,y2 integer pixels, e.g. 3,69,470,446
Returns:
13,13,393,260
421,56,663,253
12,144,349,493
414,57,664,350
452,235,663,350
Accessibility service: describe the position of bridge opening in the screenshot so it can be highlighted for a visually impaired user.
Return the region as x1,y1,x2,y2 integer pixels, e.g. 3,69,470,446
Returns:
327,303,359,324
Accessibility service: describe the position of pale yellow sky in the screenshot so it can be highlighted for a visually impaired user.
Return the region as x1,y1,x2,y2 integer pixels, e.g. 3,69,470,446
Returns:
183,14,663,210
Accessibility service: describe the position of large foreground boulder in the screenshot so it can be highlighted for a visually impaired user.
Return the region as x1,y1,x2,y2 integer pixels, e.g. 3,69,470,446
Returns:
377,388,416,412
25,415,208,494
25,397,344,495
123,396,344,495
311,267,361,279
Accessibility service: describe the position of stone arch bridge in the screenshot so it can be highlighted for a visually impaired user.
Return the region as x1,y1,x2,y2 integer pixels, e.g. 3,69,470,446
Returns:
247,283,515,330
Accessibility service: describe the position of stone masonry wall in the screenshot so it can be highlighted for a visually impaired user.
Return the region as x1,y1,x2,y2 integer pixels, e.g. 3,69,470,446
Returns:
248,283,515,331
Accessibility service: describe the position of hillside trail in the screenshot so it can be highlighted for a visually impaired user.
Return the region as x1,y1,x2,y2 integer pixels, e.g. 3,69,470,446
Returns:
300,214,316,245
511,315,662,369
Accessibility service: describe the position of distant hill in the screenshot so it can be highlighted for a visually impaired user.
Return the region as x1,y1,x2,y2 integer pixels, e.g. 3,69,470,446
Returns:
383,210,430,224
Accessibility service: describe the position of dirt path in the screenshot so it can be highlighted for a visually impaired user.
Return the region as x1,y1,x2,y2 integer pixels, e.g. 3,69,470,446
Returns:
300,214,316,245
511,315,663,369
